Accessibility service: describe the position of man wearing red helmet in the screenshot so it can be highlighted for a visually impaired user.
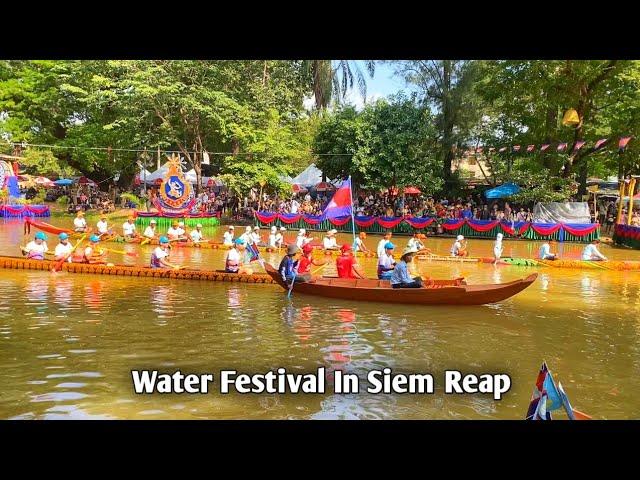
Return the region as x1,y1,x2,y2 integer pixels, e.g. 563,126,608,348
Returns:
298,243,327,276
336,244,365,279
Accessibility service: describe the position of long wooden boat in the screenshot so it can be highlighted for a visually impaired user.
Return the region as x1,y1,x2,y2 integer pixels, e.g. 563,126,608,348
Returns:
0,255,275,284
263,264,537,305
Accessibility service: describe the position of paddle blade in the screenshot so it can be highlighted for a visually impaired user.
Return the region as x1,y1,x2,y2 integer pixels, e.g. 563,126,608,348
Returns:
572,409,592,420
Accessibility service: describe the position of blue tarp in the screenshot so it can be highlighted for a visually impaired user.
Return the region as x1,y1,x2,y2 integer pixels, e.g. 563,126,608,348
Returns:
485,183,521,199
54,179,73,186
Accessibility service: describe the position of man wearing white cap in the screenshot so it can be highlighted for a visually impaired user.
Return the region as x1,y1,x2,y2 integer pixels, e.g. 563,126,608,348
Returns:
296,228,307,248
143,219,158,239
275,227,286,248
190,223,205,244
451,234,468,257
493,232,503,264
176,221,186,237
240,226,254,245
323,229,339,250
223,226,235,246
251,226,263,246
268,226,278,249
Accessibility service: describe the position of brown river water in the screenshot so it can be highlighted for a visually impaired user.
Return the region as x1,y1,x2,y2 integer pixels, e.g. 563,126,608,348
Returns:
1,218,639,419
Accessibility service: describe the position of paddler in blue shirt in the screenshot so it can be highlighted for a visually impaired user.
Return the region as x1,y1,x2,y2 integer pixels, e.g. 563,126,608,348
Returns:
582,239,607,261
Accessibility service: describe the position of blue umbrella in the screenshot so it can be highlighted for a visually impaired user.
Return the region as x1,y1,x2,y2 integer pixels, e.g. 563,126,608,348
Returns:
484,182,521,199
54,179,73,186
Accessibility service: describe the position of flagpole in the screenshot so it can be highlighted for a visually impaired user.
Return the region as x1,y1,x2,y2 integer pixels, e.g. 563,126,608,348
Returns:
348,176,356,249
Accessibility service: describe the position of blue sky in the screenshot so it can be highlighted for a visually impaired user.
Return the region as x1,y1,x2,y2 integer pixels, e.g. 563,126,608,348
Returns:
303,61,416,110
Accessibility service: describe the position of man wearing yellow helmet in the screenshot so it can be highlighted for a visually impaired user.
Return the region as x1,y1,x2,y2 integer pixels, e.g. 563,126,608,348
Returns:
122,216,138,240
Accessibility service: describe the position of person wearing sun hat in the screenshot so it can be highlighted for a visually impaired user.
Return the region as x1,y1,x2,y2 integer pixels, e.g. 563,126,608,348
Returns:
377,241,396,280
240,226,254,245
296,228,307,248
223,225,235,246
143,219,158,240
73,210,88,232
390,246,423,288
24,231,49,260
96,213,111,236
176,221,186,237
268,226,279,250
150,236,181,269
190,223,205,244
323,229,339,250
493,232,504,264
450,234,468,257
122,215,138,240
54,232,73,262
166,220,182,241
336,243,365,279
278,244,307,284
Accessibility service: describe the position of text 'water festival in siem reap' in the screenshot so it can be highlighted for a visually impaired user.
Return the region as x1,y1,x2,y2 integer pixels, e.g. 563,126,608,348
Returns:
2,59,640,420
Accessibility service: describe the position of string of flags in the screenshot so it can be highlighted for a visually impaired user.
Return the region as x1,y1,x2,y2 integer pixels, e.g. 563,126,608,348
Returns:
470,136,633,156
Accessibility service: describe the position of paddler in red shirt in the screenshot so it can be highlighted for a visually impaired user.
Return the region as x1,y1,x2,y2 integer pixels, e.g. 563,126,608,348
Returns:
336,244,366,279
298,243,327,276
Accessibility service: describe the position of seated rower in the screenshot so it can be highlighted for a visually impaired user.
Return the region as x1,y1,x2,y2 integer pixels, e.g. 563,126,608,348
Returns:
493,233,504,264
74,235,106,264
354,232,370,254
190,223,205,244
251,226,265,247
298,243,327,278
390,246,423,288
539,240,557,260
377,242,396,280
240,226,254,245
377,231,393,258
143,219,158,240
296,228,307,248
451,235,468,257
54,233,73,263
24,232,49,260
122,216,139,240
150,236,182,269
336,244,366,279
323,229,339,250
73,211,88,233
275,227,286,248
166,221,184,241
268,226,279,250
222,225,235,246
582,239,607,261
96,214,112,237
407,232,430,254
225,238,252,274
278,244,309,284
177,222,186,239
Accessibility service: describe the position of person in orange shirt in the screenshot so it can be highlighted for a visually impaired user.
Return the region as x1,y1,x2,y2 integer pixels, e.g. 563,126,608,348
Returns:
336,244,365,279
298,243,327,277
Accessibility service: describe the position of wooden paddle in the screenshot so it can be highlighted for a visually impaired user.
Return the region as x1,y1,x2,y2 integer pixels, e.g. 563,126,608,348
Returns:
52,233,88,272
140,238,152,246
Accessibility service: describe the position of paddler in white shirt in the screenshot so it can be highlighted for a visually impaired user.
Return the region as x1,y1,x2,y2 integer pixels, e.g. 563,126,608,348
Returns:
251,226,263,246
323,229,339,250
177,222,186,238
150,236,182,269
24,232,49,260
190,223,205,244
377,231,393,258
73,211,88,232
268,226,278,250
143,219,158,240
582,239,608,261
122,216,138,240
240,226,254,245
54,232,73,263
166,221,183,241
275,227,286,248
222,226,235,246
96,214,112,237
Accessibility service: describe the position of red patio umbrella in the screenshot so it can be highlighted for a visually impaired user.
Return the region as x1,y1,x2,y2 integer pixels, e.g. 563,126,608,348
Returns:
34,176,56,188
78,176,97,187
403,186,421,195
315,181,335,191
292,184,308,193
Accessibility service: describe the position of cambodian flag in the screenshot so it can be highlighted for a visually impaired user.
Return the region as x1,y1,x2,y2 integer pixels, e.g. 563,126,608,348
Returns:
320,177,353,220
525,361,562,419
246,242,261,263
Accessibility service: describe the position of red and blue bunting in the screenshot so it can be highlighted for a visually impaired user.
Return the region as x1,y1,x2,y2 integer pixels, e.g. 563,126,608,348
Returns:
0,205,51,217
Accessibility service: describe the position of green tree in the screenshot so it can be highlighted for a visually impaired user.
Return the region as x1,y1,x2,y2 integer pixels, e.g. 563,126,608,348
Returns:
303,61,375,110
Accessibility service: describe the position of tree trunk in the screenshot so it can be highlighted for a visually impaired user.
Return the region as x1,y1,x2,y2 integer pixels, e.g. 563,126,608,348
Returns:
441,60,455,190
542,105,557,169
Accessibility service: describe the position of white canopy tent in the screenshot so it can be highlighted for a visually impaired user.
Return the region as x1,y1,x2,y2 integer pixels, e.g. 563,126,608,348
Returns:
289,163,335,187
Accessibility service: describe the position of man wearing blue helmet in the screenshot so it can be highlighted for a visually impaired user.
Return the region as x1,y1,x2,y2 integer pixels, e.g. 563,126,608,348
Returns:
377,241,396,280
76,234,107,264
150,236,181,269
54,232,74,263
24,231,49,260
225,237,250,273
